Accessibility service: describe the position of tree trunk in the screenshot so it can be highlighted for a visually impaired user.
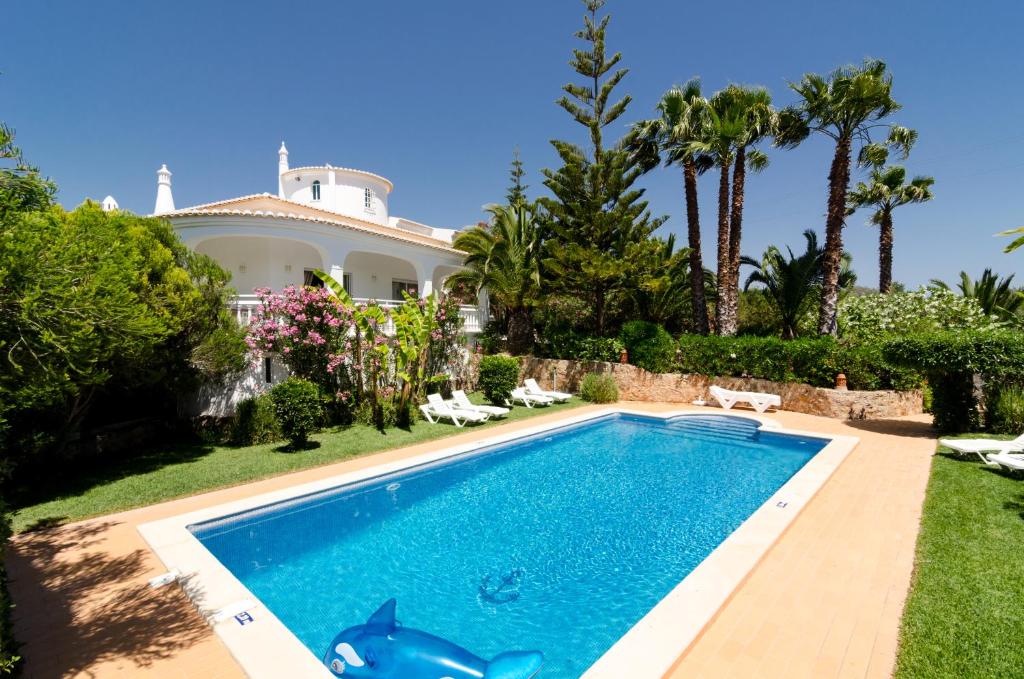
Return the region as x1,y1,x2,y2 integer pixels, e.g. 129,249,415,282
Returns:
878,211,894,294
594,286,606,337
683,160,710,335
715,163,733,336
506,307,534,355
817,136,853,336
724,148,746,336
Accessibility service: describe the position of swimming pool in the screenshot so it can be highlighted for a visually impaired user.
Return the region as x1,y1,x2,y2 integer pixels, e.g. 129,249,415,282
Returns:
185,413,828,678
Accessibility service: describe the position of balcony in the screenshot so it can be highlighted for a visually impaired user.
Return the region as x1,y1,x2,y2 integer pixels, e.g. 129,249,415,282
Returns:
228,295,486,334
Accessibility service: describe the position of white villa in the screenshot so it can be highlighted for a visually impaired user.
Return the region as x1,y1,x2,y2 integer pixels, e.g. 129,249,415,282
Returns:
140,143,483,333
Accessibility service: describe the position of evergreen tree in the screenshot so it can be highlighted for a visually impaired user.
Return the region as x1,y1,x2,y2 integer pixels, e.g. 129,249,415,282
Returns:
506,147,528,206
540,0,665,335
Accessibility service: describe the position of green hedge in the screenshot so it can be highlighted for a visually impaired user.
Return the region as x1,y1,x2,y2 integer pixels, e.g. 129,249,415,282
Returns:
619,321,676,373
0,502,19,675
884,330,1024,432
676,335,920,391
479,355,521,405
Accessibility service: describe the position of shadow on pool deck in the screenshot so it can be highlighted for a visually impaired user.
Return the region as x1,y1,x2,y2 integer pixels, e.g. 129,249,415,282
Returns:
7,520,219,678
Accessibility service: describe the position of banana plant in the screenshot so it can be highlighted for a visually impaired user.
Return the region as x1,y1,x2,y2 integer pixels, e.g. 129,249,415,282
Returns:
391,292,442,425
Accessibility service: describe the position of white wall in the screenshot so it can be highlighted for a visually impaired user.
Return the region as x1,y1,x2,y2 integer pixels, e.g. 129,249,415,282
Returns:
343,251,419,299
196,236,324,294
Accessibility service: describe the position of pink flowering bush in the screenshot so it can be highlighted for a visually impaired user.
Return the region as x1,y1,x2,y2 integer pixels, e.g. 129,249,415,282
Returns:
246,286,356,398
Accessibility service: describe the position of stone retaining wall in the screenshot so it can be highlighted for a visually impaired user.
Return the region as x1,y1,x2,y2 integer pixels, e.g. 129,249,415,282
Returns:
519,357,923,420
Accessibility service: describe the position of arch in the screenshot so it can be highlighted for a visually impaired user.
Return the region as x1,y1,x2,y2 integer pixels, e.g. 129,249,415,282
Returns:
431,264,464,297
194,235,326,295
343,250,419,301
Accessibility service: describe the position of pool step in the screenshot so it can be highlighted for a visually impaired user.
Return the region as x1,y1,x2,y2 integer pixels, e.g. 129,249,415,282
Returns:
654,416,761,443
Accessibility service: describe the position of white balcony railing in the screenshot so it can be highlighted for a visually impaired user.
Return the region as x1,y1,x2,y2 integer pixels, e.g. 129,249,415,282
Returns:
228,295,485,333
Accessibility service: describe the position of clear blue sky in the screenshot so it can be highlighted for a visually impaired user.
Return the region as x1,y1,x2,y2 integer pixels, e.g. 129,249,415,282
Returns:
4,0,1022,287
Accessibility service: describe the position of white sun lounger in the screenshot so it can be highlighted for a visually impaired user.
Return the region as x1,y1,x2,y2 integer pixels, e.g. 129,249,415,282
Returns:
940,434,1024,463
709,385,781,414
985,452,1024,472
524,378,572,403
510,387,553,408
420,393,489,427
450,390,510,418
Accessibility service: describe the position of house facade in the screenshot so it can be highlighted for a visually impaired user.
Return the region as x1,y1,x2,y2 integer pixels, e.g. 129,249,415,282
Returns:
147,143,483,333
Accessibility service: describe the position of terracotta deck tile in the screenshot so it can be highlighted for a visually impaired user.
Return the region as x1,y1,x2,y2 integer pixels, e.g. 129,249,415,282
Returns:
7,404,935,678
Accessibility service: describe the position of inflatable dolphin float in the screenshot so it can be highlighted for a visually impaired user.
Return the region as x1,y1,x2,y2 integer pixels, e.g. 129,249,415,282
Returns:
323,599,543,679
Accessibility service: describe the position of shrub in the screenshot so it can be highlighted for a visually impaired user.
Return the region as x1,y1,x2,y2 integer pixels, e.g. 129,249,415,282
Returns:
233,394,281,445
478,355,520,405
537,330,624,362
989,385,1024,434
883,330,1024,432
839,287,997,341
353,398,413,429
1,202,244,477
619,321,675,373
0,502,19,675
477,320,505,355
579,373,618,403
269,378,322,448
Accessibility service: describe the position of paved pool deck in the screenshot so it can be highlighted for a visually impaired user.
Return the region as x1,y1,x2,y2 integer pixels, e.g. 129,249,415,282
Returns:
6,403,936,678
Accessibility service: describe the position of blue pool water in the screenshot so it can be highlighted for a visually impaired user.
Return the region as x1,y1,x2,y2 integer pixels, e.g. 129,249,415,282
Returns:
191,414,826,677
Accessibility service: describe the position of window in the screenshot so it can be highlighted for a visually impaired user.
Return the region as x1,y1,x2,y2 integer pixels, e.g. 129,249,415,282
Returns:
392,279,418,300
303,269,325,288
264,357,273,384
312,180,321,201
364,187,373,210
342,273,352,294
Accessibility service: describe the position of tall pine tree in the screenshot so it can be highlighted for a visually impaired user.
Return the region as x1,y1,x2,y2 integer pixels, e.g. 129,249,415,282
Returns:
506,147,528,207
540,0,665,335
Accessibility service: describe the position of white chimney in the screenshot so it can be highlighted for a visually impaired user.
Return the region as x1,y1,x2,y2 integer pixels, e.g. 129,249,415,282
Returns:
101,195,119,212
154,164,175,215
278,141,289,198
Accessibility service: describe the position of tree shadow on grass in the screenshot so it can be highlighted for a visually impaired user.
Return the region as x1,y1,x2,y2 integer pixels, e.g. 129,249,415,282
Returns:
6,440,216,515
842,417,938,439
7,521,213,676
1004,494,1024,521
273,440,322,453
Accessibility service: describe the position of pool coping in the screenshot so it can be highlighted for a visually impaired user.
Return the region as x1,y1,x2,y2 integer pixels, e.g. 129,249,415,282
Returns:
137,408,858,679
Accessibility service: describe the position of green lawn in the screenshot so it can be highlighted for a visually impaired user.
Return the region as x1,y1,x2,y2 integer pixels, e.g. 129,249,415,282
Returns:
895,438,1024,679
10,395,586,533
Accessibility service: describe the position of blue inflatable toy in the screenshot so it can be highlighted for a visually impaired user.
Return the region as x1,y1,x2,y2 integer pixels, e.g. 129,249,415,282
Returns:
322,599,543,679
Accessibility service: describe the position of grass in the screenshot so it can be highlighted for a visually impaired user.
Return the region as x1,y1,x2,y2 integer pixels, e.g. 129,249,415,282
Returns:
10,395,586,533
895,436,1024,679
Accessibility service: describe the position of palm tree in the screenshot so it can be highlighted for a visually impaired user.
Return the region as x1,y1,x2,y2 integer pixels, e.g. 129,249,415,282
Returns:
847,166,934,293
1000,226,1024,253
776,59,916,335
629,80,712,334
689,85,776,336
723,86,776,335
446,202,543,353
741,230,856,339
930,269,1024,322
